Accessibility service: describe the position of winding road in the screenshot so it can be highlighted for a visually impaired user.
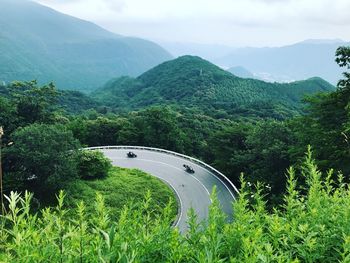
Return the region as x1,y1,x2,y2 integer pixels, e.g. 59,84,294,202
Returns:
89,146,238,233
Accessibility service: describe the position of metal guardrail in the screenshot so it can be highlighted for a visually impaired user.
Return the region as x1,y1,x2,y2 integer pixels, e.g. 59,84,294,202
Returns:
85,146,240,199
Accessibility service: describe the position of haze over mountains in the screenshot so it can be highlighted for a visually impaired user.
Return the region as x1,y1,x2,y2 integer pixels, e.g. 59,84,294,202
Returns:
0,0,171,91
227,66,256,79
163,40,349,84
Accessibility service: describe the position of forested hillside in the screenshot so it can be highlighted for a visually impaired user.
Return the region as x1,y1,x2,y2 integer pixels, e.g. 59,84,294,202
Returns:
0,0,172,91
93,56,334,119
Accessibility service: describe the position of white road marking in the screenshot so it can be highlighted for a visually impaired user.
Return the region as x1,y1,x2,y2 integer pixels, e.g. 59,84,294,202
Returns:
158,177,183,228
145,151,236,200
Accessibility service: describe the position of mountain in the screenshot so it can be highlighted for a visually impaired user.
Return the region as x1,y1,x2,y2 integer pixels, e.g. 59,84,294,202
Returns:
227,66,255,79
0,0,172,91
92,56,335,119
215,40,348,84
300,39,345,44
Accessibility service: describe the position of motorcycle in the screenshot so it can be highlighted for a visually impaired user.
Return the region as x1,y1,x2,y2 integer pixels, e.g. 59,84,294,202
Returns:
127,151,137,158
183,164,195,173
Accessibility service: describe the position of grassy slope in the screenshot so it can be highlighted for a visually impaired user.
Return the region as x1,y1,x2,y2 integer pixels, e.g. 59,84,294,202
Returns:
65,167,177,220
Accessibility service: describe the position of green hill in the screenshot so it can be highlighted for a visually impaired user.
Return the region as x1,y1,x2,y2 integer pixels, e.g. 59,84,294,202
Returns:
92,56,335,119
0,0,172,91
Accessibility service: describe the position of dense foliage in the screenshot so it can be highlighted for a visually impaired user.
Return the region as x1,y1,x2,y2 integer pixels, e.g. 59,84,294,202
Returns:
4,124,80,200
208,121,295,203
77,150,112,180
1,154,350,262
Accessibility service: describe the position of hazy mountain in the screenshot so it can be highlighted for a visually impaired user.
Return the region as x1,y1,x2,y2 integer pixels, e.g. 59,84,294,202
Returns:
160,39,348,84
300,39,345,44
227,66,255,79
92,56,334,119
0,0,172,91
215,40,348,85
159,42,234,61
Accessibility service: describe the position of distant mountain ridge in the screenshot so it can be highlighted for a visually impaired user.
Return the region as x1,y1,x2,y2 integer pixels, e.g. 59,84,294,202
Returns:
92,56,335,119
215,40,349,84
300,39,345,44
160,39,348,84
0,0,172,91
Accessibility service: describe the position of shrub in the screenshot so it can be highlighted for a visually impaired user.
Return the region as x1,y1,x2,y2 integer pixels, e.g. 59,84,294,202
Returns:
77,150,112,180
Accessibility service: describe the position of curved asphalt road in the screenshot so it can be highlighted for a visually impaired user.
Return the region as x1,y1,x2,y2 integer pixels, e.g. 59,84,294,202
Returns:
100,148,235,233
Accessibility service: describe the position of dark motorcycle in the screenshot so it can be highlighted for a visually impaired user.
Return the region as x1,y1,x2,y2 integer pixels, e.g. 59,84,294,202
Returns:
127,151,137,158
183,164,195,173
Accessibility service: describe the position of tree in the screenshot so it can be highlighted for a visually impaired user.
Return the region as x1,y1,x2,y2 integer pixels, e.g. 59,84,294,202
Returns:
0,97,17,141
67,116,134,147
209,120,294,201
208,123,250,185
0,126,4,214
84,117,126,146
4,124,80,198
131,107,185,152
243,121,294,199
77,150,112,180
335,46,350,90
8,80,58,125
290,46,350,177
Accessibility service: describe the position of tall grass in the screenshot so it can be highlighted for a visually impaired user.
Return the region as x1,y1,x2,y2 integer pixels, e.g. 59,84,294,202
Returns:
1,150,350,262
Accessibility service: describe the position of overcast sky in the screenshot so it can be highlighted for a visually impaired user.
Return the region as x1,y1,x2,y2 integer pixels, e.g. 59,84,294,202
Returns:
33,0,350,47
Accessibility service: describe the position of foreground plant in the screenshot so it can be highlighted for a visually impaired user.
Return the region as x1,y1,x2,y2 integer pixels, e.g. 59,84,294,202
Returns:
1,149,350,262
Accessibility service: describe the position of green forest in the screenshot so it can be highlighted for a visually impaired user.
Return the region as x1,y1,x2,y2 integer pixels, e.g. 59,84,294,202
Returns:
0,46,349,262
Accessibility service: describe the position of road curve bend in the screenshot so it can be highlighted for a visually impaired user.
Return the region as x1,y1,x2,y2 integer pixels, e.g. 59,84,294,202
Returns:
86,146,238,233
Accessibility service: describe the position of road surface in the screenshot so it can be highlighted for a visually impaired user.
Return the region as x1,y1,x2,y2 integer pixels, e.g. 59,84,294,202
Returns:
99,148,236,233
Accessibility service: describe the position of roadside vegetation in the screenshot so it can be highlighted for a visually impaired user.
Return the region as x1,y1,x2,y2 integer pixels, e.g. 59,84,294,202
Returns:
1,152,350,262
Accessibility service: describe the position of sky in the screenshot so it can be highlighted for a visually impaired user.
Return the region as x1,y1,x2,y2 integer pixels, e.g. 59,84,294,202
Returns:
33,0,350,47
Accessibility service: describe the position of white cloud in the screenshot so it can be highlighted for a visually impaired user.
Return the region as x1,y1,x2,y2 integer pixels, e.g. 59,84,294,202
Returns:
33,0,350,46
